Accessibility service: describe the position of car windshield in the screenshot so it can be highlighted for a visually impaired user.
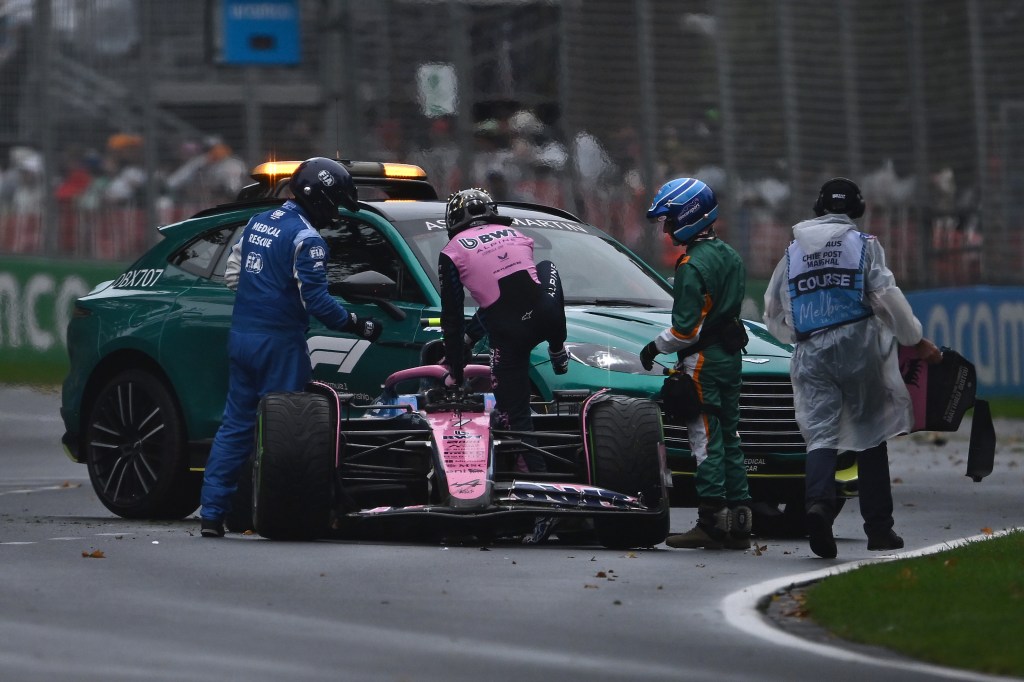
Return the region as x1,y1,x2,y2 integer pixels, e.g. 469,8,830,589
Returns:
394,217,673,308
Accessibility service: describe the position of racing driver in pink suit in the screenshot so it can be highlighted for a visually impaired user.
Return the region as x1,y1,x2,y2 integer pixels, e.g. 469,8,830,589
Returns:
438,188,569,473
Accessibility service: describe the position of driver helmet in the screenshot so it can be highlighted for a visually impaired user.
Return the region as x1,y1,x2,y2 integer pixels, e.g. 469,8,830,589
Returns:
646,177,718,245
288,157,358,229
813,177,865,219
445,188,506,238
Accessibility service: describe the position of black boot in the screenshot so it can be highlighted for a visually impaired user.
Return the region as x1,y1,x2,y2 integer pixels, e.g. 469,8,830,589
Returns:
867,529,904,551
805,501,836,558
200,518,225,538
666,501,729,549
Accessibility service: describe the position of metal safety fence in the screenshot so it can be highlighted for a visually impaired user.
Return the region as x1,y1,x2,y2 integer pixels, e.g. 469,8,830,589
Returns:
0,0,1022,287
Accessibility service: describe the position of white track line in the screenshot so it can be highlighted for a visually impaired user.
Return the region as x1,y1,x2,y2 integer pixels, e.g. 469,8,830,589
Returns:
0,484,79,496
1,413,62,422
723,529,1022,681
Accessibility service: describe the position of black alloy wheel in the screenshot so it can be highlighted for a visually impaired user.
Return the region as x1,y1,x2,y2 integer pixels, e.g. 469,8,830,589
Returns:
84,369,200,519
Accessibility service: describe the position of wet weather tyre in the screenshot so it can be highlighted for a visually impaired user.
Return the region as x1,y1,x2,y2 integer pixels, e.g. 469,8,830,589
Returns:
587,395,670,549
84,368,200,519
253,392,333,540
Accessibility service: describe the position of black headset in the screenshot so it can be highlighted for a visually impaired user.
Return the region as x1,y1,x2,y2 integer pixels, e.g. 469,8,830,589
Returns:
813,177,865,219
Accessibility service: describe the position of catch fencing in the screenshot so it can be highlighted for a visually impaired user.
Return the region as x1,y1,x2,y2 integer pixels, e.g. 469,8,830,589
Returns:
0,0,1021,287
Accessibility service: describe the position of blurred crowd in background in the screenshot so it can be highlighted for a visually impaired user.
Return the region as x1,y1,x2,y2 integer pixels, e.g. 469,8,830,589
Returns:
0,106,985,282
0,108,679,264
0,133,247,259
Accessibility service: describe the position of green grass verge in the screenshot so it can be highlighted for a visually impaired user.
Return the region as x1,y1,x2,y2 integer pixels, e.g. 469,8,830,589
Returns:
986,398,1024,420
804,530,1024,677
0,361,69,387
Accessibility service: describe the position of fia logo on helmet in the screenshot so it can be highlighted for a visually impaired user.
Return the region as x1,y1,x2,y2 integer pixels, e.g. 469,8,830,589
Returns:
318,170,335,187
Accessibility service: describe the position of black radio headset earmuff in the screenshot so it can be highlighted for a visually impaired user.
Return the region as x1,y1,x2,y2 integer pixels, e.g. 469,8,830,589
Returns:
813,177,865,219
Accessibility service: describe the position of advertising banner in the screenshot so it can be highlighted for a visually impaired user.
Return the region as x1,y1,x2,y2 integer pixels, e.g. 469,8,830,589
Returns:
0,258,122,383
906,287,1024,398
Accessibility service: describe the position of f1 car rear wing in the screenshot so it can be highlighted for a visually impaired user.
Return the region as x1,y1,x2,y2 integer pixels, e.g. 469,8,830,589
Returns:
236,160,438,202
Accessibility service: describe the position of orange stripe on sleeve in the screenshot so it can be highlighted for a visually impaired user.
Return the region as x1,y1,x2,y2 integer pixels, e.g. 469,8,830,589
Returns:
670,293,714,341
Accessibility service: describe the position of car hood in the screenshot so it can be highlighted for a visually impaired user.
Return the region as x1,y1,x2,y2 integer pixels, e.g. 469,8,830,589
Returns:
562,305,792,360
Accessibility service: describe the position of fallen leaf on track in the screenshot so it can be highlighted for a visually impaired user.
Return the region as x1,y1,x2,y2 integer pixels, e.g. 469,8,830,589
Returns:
82,550,104,559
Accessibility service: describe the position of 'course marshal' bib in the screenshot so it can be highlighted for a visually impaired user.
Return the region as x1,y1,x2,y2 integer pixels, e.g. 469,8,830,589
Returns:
786,230,872,339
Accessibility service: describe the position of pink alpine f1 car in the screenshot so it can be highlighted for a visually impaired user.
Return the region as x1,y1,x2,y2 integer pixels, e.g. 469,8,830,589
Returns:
251,363,670,549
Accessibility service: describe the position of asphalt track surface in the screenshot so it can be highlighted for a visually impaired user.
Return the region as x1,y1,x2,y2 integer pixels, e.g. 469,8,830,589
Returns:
2,385,1022,682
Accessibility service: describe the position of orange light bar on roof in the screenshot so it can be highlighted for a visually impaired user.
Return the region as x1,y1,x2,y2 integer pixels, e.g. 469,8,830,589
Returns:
382,163,426,179
250,160,427,181
251,161,301,178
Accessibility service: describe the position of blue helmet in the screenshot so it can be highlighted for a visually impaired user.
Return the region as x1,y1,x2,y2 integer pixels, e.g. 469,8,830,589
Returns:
646,178,718,245
288,157,358,229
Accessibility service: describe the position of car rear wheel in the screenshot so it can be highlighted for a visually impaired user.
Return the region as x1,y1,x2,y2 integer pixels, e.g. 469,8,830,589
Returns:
253,392,333,540
586,395,669,549
84,369,200,519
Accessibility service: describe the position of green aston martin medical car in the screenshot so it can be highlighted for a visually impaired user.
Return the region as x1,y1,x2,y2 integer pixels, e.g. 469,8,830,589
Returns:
60,160,856,532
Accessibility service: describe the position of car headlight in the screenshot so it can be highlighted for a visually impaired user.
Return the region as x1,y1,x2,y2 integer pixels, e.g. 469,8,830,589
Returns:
562,342,665,376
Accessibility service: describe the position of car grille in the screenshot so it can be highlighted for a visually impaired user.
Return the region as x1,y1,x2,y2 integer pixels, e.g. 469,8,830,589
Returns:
662,374,806,454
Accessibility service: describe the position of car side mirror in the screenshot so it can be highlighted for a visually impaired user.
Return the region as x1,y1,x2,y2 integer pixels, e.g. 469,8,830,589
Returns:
329,271,406,321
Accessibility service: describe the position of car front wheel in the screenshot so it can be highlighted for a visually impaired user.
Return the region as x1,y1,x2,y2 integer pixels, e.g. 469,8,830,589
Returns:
252,392,333,540
586,394,670,549
84,369,200,519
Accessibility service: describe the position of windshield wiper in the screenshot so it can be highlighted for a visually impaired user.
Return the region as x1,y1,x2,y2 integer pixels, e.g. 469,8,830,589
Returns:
565,298,657,307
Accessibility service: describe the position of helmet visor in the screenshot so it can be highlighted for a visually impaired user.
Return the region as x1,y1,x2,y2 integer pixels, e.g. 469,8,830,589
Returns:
648,214,676,234
466,199,494,218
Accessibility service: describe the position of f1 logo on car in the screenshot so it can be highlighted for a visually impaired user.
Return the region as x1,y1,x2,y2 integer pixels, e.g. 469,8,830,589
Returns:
308,335,370,373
